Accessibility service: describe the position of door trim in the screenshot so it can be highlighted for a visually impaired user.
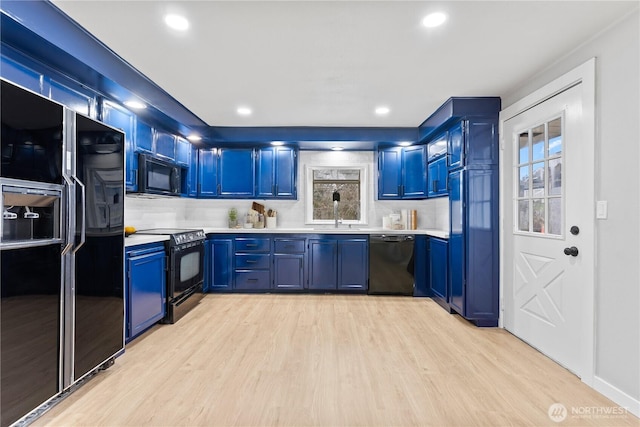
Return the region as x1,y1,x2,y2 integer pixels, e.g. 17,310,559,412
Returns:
499,58,596,386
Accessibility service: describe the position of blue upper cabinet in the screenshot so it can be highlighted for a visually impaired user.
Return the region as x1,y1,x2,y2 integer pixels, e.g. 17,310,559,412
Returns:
401,145,427,198
135,120,153,153
448,119,499,170
175,136,191,167
377,148,403,199
48,78,94,117
218,148,255,198
427,131,448,198
198,148,218,197
427,156,447,197
154,130,176,161
1,55,43,94
256,146,297,199
101,101,136,191
448,121,464,170
417,97,500,171
378,145,426,199
184,145,198,197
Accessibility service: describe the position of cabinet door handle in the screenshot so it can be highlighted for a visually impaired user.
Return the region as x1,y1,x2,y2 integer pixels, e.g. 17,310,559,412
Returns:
433,180,438,192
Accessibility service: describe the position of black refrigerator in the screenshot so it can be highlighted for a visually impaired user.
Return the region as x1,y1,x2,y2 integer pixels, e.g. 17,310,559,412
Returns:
1,79,125,427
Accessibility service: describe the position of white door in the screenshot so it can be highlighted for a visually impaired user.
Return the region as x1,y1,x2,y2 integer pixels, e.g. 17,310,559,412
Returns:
502,80,594,379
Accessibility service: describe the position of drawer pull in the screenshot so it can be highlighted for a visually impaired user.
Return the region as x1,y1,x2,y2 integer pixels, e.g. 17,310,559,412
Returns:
245,259,257,264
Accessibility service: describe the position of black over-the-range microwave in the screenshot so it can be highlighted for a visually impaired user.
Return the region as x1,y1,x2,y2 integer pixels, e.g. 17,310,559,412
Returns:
137,153,182,196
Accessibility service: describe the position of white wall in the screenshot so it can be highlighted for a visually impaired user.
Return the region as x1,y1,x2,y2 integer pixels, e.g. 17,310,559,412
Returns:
125,150,449,231
502,9,640,411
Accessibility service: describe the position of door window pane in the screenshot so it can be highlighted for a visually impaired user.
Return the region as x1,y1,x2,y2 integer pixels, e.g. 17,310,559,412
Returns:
532,199,545,233
548,158,562,196
518,200,529,232
532,162,545,196
532,124,545,161
518,132,529,164
519,166,530,197
548,118,562,156
514,116,563,236
548,198,562,235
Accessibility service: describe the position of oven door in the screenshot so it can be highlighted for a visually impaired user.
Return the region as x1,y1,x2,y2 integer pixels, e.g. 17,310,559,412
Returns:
169,241,204,301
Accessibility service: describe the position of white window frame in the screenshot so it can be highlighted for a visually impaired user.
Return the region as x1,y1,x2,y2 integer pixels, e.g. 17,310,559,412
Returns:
304,164,369,226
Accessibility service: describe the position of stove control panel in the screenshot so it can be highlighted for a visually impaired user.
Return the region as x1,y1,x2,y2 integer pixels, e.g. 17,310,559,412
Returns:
171,230,206,245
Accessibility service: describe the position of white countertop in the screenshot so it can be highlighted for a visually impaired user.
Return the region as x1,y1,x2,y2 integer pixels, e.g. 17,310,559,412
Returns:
124,234,170,247
124,228,449,248
201,227,449,239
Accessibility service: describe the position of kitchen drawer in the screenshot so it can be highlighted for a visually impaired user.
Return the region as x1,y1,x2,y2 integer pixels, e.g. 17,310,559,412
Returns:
235,237,270,252
274,238,305,254
235,270,270,290
235,253,271,269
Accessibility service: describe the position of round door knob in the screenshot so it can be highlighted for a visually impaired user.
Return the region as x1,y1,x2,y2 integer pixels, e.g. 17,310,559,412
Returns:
564,246,579,257
570,226,580,235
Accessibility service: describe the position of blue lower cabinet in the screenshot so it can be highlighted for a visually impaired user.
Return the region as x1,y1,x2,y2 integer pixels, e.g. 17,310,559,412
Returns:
233,236,271,291
413,235,429,297
273,255,305,289
126,244,166,341
308,239,338,290
448,168,499,326
203,234,371,293
205,237,233,291
337,238,368,290
273,237,305,290
429,238,449,310
235,270,270,290
308,236,368,291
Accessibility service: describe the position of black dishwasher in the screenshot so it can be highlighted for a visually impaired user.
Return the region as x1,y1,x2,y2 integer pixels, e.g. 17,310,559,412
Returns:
368,234,415,295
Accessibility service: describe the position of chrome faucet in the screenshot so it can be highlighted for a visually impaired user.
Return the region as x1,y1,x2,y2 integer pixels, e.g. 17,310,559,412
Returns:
332,190,341,228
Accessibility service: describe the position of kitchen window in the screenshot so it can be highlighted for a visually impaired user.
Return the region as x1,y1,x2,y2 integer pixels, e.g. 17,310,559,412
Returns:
305,165,368,225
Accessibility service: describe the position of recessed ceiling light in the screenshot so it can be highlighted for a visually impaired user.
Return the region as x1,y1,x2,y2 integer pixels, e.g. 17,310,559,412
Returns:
331,147,344,151
399,141,412,147
164,14,189,31
187,134,202,142
375,106,390,116
271,141,285,146
124,100,146,110
422,12,447,28
237,107,252,116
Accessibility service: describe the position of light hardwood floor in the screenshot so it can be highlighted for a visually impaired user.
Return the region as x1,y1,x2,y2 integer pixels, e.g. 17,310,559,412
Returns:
32,294,638,427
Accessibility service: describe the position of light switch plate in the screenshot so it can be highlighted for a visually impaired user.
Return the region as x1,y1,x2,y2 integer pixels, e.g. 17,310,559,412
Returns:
596,201,608,219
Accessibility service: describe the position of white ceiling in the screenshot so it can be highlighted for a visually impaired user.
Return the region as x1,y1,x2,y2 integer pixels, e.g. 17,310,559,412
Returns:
52,1,637,128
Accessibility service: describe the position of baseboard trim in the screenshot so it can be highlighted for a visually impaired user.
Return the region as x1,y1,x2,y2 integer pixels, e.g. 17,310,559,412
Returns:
592,375,640,418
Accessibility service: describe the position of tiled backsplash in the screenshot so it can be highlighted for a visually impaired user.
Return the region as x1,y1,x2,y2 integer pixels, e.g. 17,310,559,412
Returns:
125,151,450,232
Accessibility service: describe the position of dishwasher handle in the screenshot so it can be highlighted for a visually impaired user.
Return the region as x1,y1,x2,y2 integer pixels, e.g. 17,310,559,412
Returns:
372,234,414,242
